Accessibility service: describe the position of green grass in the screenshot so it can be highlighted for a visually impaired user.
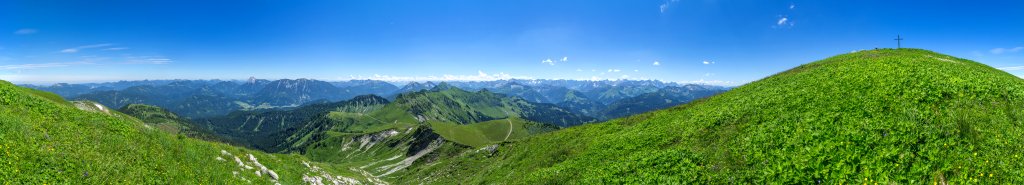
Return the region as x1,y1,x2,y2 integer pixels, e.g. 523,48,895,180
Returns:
0,80,373,184
428,117,557,148
394,49,1024,184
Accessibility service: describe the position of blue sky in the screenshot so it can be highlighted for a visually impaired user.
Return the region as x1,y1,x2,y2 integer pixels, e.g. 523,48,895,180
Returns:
1,0,1023,85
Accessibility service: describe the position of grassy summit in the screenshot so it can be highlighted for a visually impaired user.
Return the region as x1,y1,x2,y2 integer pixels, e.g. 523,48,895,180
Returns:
398,49,1024,184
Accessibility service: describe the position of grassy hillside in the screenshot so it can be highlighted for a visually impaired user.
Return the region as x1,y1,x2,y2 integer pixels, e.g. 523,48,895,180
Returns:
396,49,1024,184
0,80,375,184
118,104,229,142
429,117,558,147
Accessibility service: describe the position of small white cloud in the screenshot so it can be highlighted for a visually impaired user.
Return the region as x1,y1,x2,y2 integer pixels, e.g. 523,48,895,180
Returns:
14,29,37,35
561,57,568,62
991,47,1024,54
607,69,621,72
789,4,795,10
620,75,630,79
576,68,583,72
777,17,789,26
478,70,488,77
542,58,555,65
652,60,661,66
702,60,715,65
634,69,639,72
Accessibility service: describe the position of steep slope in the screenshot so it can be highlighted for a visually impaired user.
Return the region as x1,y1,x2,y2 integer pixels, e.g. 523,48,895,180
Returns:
0,81,374,184
396,49,1024,184
118,104,224,142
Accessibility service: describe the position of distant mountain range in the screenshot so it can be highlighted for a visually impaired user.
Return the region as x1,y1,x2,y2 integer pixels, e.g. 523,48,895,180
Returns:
22,79,727,120
196,85,592,152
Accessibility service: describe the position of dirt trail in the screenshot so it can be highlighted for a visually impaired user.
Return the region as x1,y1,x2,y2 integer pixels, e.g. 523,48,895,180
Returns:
502,119,513,141
501,110,513,141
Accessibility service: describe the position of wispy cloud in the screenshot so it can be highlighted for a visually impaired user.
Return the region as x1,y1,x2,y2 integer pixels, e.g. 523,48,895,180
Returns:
14,28,37,35
702,60,715,65
60,43,114,53
0,61,95,70
998,66,1024,71
789,3,795,10
607,69,621,72
991,47,1024,54
561,57,568,62
653,60,661,66
123,56,172,64
659,0,681,13
103,47,129,51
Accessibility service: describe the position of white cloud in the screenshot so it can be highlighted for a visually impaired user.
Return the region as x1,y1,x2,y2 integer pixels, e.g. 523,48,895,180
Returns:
789,4,795,10
542,58,555,65
14,28,37,35
478,70,488,77
620,75,630,79
634,69,639,72
60,43,114,53
991,47,1024,54
561,57,568,62
0,61,94,70
659,0,680,13
702,60,715,65
576,68,583,72
123,56,172,64
607,69,621,72
998,66,1024,71
777,17,789,26
652,60,661,66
